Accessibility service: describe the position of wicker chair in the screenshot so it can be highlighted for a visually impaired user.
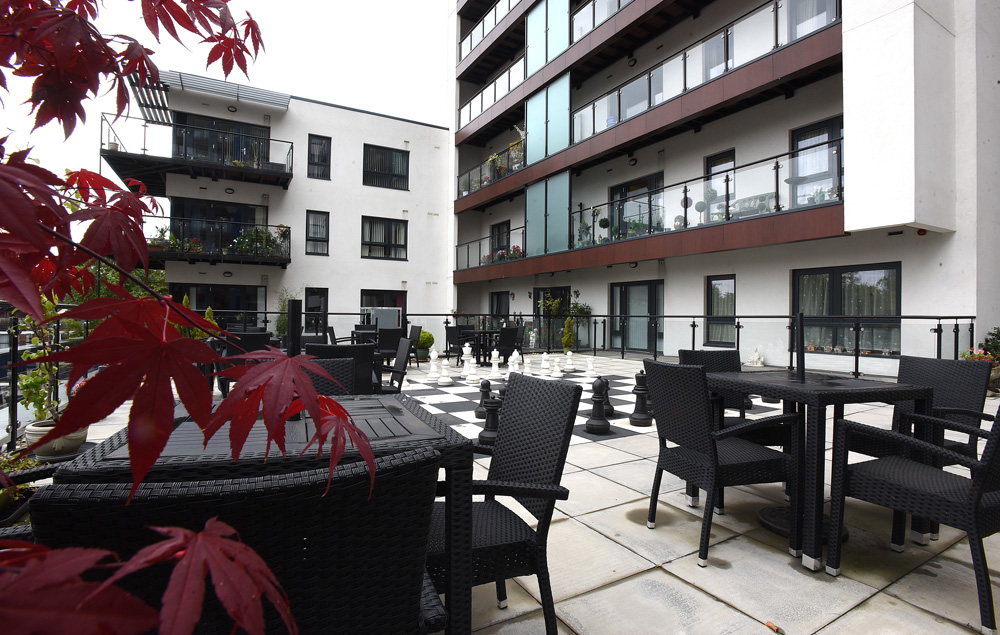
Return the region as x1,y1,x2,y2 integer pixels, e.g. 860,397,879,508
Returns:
494,326,519,364
376,327,407,361
444,325,475,365
374,337,411,394
643,359,803,566
407,324,422,368
307,357,355,396
677,349,787,510
827,405,1000,633
25,448,446,634
848,355,993,459
305,342,377,394
426,372,582,635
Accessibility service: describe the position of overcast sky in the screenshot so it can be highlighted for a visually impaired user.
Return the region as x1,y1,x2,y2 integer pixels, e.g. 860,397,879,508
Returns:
3,0,454,181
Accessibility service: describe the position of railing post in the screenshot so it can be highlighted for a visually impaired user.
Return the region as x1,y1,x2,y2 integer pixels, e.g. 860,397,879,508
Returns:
772,159,782,212
953,321,961,360
851,320,862,378
787,319,794,370
682,185,690,227
735,318,743,352
724,173,732,221
931,321,943,359
690,318,698,350
969,320,976,353
6,315,18,452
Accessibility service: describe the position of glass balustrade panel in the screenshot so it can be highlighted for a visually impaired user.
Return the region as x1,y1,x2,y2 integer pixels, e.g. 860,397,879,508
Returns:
571,212,592,248
495,71,509,98
650,55,684,105
594,0,615,24
622,198,650,236
729,161,777,219
458,173,471,198
650,190,665,233
485,6,497,31
470,94,482,120
593,93,619,134
572,5,594,42
786,0,838,42
732,5,775,67
665,184,692,230
460,103,471,128
592,204,613,244
572,106,594,143
510,58,525,88
482,83,495,110
461,37,471,60
620,75,649,120
469,169,482,194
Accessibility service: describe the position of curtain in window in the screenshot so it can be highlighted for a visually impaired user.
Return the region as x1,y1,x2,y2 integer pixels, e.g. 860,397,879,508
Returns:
842,268,900,352
308,136,330,179
798,272,832,348
362,146,409,190
707,277,736,344
362,218,406,259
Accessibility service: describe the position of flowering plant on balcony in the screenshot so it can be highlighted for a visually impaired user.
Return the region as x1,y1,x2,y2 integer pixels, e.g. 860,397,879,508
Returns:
961,349,998,367
507,245,524,259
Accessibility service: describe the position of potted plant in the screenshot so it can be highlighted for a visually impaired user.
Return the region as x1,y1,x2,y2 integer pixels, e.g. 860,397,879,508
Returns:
148,226,169,251
416,330,435,361
703,187,718,203
0,453,43,525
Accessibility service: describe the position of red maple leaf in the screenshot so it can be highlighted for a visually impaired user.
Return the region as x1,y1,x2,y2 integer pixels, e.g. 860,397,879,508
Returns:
93,518,297,635
287,395,377,496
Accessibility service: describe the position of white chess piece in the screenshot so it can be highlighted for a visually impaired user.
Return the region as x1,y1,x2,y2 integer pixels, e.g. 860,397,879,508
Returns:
563,350,575,372
584,356,597,378
538,352,551,375
460,341,473,378
426,348,440,382
551,359,563,378
522,356,532,376
489,351,503,379
437,352,453,386
509,350,520,373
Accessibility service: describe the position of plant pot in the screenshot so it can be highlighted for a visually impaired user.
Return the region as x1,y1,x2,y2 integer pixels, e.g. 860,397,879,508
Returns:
23,420,88,458
416,348,430,361
107,142,119,151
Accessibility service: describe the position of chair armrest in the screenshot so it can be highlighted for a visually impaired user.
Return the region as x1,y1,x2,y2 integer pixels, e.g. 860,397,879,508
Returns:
5,463,59,486
471,443,495,456
712,413,801,441
418,572,447,634
933,406,996,423
838,418,980,469
900,412,991,440
0,525,34,542
471,480,570,500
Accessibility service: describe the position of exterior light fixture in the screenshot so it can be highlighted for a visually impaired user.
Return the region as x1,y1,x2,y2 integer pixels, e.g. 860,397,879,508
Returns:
628,262,638,268
222,271,233,278
227,105,237,112
627,58,637,67
225,187,235,194
628,158,638,166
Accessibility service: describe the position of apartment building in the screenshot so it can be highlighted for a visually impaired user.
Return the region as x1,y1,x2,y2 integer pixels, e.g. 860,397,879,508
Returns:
451,0,1000,371
100,71,452,336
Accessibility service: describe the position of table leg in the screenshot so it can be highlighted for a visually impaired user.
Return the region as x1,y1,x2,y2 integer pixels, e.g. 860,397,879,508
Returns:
909,396,934,544
444,448,473,635
801,404,827,571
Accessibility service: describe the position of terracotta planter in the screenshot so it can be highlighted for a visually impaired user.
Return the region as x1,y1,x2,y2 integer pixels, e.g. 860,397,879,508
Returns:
23,420,88,458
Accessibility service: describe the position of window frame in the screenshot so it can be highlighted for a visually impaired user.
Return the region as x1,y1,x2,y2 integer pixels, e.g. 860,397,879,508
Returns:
305,210,329,256
705,274,736,348
790,116,843,207
361,216,408,261
304,287,328,335
307,134,331,180
362,144,410,191
792,261,902,355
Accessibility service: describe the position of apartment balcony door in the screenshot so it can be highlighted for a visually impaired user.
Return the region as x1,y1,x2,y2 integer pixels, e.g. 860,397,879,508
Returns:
173,113,269,166
610,280,664,353
532,286,570,350
610,173,663,238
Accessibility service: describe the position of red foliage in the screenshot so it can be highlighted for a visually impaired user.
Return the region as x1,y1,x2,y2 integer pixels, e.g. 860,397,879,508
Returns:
0,3,362,634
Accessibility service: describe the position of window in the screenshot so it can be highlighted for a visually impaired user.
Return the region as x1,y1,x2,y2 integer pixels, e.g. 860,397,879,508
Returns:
788,0,838,41
793,262,901,355
704,150,735,213
304,288,328,335
307,134,331,180
791,116,843,207
362,144,409,190
490,291,510,329
490,221,510,258
306,211,329,255
706,275,736,347
361,217,407,260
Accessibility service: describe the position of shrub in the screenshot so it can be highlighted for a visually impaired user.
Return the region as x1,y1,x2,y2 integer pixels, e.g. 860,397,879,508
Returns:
562,317,574,350
418,329,435,349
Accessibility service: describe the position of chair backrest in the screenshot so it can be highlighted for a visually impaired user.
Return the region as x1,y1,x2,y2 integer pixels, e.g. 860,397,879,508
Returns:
677,349,744,412
305,343,376,394
895,356,992,427
308,358,355,396
407,325,422,345
353,323,377,344
643,359,715,457
515,324,525,346
377,328,406,353
973,405,1000,498
496,326,519,348
325,325,337,344
384,338,411,391
29,448,443,634
488,373,582,523
221,331,272,357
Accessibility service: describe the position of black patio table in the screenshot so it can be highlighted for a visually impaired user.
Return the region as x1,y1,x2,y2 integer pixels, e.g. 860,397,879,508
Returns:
706,370,932,571
53,394,475,635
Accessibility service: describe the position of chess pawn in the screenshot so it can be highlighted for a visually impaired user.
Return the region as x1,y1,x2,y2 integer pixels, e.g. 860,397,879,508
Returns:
465,356,481,385
509,349,520,371
426,348,440,382
551,359,563,378
586,377,610,434
489,352,503,379
461,341,473,366
437,354,454,386
563,350,575,372
522,356,532,376
539,352,551,375
584,356,597,378
475,379,491,419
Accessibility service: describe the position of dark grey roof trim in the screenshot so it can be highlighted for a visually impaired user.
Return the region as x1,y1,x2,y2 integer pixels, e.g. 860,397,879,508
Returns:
130,71,291,124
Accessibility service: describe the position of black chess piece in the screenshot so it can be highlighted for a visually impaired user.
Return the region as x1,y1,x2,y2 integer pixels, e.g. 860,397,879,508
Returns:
601,376,614,418
475,379,490,419
629,370,653,427
478,397,501,445
586,377,610,434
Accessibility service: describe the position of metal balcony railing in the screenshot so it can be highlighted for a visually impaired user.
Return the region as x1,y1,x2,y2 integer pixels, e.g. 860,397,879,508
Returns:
457,139,525,199
145,216,291,261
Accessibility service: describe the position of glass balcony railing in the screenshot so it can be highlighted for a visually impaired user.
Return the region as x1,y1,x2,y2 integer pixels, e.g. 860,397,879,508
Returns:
455,226,527,270
101,114,294,174
571,0,633,43
457,139,525,199
459,0,522,62
571,138,842,247
459,56,526,129
145,216,291,261
572,0,839,143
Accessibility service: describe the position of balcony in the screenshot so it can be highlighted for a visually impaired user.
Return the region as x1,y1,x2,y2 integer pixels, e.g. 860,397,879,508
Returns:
100,114,294,197
145,217,291,268
459,0,522,63
457,139,525,199
456,226,527,270
455,138,843,272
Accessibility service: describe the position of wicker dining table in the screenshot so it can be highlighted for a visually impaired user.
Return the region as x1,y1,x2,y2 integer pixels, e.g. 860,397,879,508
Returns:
705,369,932,571
53,393,475,635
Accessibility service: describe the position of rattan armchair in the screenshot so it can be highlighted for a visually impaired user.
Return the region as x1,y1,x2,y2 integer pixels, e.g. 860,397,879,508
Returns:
643,359,803,566
425,372,582,635
828,406,1000,633
216,331,272,398
24,448,446,634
